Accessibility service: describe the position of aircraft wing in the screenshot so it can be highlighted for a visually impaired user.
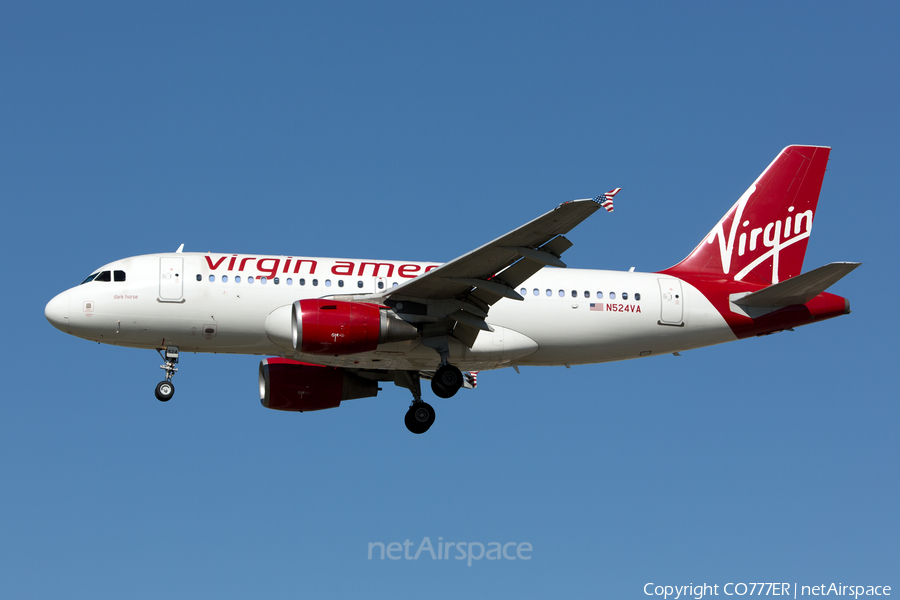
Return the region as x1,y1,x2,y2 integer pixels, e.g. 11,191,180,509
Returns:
382,198,604,345
387,198,602,302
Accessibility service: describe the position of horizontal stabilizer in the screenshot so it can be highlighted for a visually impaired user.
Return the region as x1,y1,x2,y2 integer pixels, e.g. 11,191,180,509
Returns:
734,262,860,308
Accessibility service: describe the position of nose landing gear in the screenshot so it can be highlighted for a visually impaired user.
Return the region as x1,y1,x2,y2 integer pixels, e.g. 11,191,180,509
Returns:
155,346,179,402
155,380,174,402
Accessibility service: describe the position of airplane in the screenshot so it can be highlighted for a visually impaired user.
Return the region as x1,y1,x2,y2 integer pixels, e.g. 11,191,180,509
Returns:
44,145,859,434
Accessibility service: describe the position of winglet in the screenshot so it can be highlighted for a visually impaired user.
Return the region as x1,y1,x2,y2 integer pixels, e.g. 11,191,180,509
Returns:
594,188,621,213
176,244,185,253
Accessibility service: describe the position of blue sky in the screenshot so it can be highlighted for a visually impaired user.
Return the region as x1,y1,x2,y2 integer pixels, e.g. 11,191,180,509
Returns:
2,2,897,598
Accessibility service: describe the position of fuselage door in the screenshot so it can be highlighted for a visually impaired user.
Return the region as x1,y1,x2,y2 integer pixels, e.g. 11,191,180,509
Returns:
657,278,684,326
159,257,184,302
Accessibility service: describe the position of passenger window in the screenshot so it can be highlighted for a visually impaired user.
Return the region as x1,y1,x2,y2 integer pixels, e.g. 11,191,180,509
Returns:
312,279,319,286
80,272,99,285
358,281,364,288
235,276,241,283
248,277,254,284
392,282,398,287
609,292,616,299
546,289,552,297
325,279,331,287
299,278,305,286
571,290,577,298
520,287,527,296
558,290,565,297
196,274,202,281
222,275,228,283
338,280,344,288
635,293,641,301
95,271,111,282
286,278,293,285
114,271,126,282
377,281,384,290
260,277,267,284
274,277,280,285
209,275,215,282
597,291,603,299
584,291,590,298
533,288,539,296
622,292,628,300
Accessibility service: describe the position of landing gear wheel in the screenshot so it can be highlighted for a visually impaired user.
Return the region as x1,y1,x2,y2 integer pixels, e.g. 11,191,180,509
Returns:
155,381,175,402
431,364,463,399
405,402,436,434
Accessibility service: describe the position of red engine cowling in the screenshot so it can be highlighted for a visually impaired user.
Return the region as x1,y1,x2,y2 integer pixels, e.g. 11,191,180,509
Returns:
259,358,379,412
292,299,417,355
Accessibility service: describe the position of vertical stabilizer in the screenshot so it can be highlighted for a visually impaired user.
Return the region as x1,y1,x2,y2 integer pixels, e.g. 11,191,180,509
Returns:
665,145,830,284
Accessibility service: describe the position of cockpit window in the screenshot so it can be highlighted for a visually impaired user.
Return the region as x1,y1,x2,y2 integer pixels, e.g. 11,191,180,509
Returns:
80,272,99,285
94,271,112,282
114,270,126,282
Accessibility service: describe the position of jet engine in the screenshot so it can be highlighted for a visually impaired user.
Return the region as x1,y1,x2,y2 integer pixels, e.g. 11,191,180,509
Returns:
259,358,379,411
292,299,418,355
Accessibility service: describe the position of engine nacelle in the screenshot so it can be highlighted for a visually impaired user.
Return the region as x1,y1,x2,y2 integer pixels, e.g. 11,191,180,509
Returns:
259,358,379,412
292,299,418,355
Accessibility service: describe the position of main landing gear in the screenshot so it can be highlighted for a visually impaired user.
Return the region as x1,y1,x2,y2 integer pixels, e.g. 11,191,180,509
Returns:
405,401,436,435
421,336,464,400
396,371,436,434
155,346,179,402
396,362,465,434
431,363,463,399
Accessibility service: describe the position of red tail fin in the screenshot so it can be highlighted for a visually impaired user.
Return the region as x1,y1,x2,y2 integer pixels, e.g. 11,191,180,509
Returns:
665,145,830,284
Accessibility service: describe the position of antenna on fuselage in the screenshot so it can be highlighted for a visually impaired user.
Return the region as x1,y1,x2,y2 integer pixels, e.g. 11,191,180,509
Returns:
175,244,184,253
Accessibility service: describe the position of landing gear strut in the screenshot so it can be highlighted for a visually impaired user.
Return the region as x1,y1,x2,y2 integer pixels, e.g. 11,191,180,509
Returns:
155,346,179,402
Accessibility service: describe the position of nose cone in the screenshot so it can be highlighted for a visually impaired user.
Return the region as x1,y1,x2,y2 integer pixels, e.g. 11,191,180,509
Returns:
45,291,70,333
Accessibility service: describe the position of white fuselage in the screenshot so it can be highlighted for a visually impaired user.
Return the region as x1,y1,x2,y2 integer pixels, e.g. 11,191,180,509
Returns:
46,252,738,373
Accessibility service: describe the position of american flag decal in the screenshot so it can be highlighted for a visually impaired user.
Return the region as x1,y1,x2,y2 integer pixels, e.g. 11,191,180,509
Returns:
594,188,621,213
590,303,604,311
465,371,478,388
